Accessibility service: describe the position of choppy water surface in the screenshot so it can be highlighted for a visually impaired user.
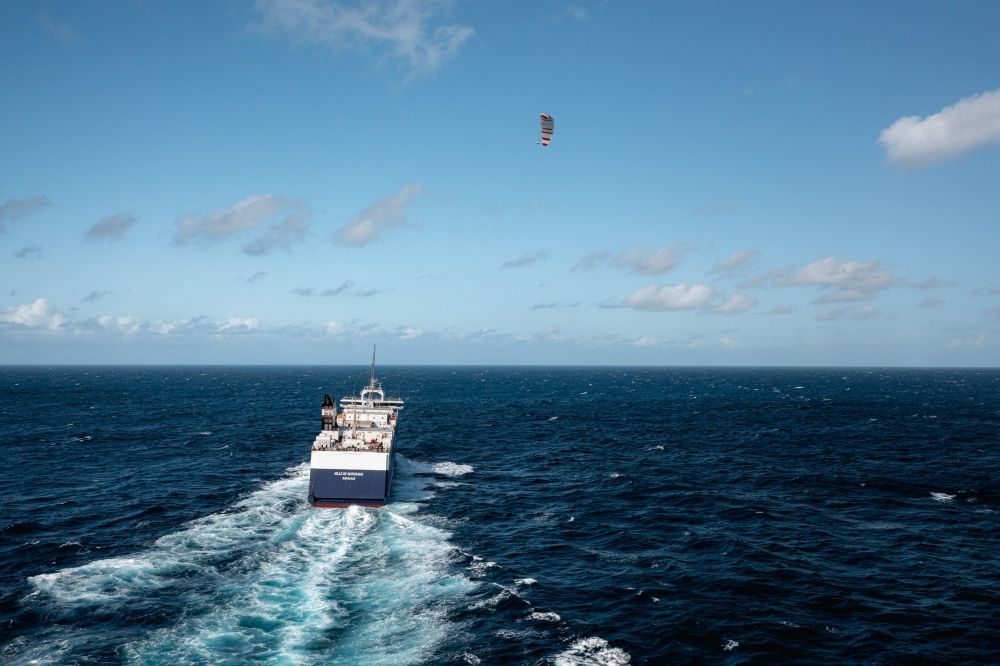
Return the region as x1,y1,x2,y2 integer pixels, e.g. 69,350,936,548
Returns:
1,366,998,664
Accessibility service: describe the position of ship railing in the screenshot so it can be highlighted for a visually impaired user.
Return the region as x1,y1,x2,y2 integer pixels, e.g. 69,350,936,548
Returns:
313,443,389,453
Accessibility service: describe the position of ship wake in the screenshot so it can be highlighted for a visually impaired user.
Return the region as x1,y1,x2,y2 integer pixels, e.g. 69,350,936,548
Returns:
22,460,478,665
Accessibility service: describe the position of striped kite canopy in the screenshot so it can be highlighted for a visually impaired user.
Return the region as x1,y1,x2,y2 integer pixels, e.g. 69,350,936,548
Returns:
540,113,554,147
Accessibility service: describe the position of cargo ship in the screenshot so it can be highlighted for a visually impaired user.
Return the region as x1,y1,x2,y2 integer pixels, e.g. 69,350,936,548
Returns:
308,350,404,508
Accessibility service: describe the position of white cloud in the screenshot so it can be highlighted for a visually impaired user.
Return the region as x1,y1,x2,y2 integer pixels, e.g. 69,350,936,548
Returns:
173,195,310,255
714,293,757,314
500,249,548,269
815,308,846,321
399,326,423,340
852,305,882,321
879,88,1000,167
572,245,683,275
738,268,787,290
907,277,955,290
0,195,50,233
624,283,714,311
97,315,142,335
530,326,565,342
531,301,579,311
151,320,181,335
613,246,681,275
85,212,137,241
325,320,346,335
0,299,66,330
947,333,986,349
918,297,946,309
255,0,474,78
336,183,421,246
461,327,508,344
815,305,883,322
709,249,760,275
794,257,894,303
294,281,355,297
0,303,266,338
217,317,259,333
765,305,795,315
571,250,611,272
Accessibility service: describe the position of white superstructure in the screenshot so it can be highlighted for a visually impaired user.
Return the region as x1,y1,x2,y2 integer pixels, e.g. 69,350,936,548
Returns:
308,349,404,507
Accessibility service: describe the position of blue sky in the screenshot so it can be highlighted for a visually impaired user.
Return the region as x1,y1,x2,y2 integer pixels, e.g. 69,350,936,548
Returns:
2,0,999,365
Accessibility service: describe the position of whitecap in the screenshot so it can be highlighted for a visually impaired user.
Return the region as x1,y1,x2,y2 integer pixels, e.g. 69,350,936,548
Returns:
528,611,560,621
554,637,631,665
722,639,739,651
931,492,955,502
496,628,540,640
514,578,537,586
547,416,559,421
470,586,515,610
469,558,501,575
198,431,212,436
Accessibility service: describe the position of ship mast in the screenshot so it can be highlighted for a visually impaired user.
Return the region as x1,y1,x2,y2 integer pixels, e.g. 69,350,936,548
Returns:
369,344,377,390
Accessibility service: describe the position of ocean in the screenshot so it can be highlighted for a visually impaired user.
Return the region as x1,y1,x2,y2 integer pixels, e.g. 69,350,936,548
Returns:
0,366,997,664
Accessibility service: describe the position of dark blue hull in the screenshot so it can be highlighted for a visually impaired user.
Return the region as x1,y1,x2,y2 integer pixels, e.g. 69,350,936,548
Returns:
308,459,394,508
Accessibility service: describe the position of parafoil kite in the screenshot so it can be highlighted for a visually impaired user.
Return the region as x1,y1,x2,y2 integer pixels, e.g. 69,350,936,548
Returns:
539,113,554,147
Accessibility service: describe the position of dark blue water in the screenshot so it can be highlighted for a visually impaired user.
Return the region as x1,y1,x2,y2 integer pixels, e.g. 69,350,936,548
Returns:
1,367,998,664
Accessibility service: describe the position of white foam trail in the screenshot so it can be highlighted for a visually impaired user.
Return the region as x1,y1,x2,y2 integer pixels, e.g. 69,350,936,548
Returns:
432,462,474,477
554,637,631,665
24,459,482,665
28,463,311,605
128,507,476,665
